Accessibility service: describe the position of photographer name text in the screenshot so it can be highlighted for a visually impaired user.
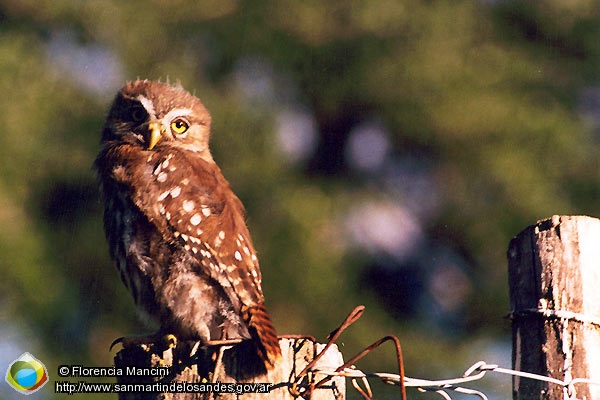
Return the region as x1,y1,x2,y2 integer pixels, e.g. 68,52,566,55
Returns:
58,365,170,377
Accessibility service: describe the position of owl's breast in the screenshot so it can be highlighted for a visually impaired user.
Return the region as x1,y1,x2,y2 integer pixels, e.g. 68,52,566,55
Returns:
101,177,160,308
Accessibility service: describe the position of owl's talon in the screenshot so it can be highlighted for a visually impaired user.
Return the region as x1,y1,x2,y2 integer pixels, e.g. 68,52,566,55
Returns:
109,333,178,351
109,337,125,351
163,334,177,348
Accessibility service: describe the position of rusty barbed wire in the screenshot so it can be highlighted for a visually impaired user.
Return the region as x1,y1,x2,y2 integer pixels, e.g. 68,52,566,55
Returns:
290,305,406,400
193,305,600,399
309,360,600,399
508,306,600,328
288,305,600,400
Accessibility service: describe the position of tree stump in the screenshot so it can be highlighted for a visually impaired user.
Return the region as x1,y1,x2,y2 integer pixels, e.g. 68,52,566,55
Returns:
114,338,345,399
508,215,600,400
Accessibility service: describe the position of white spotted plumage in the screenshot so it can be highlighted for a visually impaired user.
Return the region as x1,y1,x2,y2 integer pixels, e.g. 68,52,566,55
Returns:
96,80,280,370
190,214,201,225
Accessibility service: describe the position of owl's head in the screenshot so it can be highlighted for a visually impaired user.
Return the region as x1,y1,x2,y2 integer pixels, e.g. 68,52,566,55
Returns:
103,80,213,159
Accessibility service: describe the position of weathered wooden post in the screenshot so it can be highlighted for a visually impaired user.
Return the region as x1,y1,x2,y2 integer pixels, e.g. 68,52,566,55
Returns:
114,337,345,399
508,215,600,400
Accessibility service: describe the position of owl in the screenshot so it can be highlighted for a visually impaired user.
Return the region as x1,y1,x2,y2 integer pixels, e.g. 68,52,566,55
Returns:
94,80,281,370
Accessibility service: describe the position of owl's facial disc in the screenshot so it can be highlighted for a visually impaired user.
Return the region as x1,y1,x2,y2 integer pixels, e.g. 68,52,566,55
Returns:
145,108,193,150
137,95,155,119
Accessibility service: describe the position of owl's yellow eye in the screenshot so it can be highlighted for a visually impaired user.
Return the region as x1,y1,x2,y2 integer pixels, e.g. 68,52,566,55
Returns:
170,118,189,135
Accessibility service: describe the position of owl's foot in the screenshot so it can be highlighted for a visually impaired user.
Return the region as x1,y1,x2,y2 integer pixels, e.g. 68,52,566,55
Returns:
110,333,177,351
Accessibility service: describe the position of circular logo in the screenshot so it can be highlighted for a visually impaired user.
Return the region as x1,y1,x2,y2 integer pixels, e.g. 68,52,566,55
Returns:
5,352,49,394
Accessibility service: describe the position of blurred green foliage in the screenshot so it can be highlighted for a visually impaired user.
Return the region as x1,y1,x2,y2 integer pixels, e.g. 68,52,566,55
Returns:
2,0,600,398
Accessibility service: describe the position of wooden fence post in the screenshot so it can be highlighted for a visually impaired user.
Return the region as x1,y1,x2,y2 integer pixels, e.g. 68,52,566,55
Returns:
508,215,600,400
114,337,345,400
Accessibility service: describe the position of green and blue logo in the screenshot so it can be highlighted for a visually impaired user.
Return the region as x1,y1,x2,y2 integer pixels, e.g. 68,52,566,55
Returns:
5,352,48,395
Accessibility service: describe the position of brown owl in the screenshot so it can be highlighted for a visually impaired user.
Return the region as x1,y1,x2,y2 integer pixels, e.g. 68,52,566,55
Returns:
94,80,281,370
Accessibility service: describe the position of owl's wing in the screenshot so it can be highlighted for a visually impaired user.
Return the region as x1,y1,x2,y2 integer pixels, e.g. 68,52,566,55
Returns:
126,146,265,311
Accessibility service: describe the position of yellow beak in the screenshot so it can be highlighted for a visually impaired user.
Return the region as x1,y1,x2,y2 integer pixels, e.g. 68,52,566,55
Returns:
147,122,163,150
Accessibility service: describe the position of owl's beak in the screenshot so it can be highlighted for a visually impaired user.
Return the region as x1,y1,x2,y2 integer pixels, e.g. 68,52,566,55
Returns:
147,122,163,150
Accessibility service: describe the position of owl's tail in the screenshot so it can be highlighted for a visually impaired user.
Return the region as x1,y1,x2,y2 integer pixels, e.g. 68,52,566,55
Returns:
242,303,281,369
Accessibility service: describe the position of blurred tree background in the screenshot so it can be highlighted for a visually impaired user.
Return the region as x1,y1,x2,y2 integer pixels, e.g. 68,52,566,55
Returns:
2,0,600,398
